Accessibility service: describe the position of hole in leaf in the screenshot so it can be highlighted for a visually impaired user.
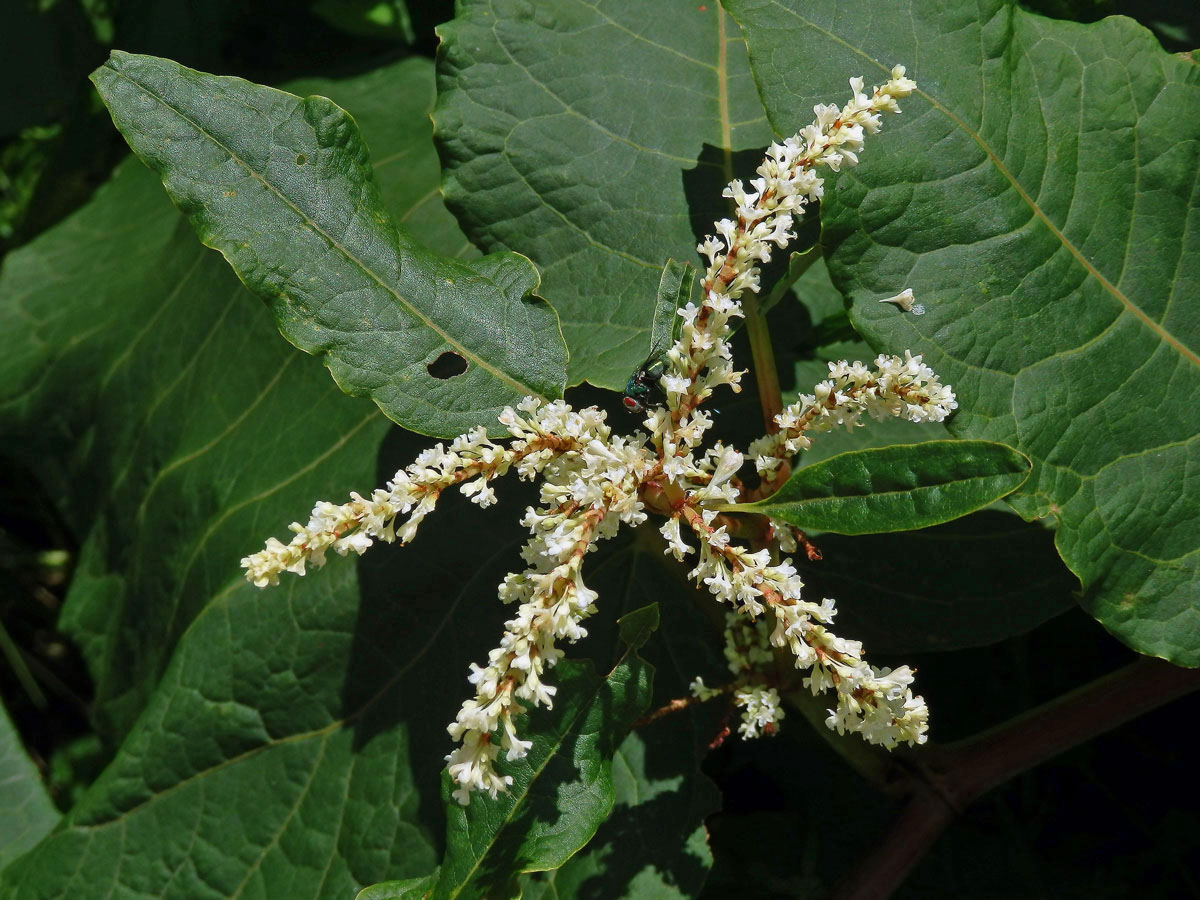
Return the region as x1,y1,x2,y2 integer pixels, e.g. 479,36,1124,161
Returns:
295,153,307,165
427,352,468,379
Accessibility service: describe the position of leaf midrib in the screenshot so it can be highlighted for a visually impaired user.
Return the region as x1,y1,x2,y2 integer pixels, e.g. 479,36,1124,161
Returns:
737,469,1019,510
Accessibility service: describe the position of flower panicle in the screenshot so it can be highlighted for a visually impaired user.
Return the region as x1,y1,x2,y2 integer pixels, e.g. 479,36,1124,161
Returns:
698,66,916,307
446,411,653,804
241,395,657,804
241,63,940,802
240,398,608,589
747,351,958,478
674,488,929,750
659,66,919,468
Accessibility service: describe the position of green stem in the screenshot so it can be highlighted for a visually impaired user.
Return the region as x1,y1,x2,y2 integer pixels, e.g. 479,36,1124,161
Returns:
0,616,46,708
741,290,783,434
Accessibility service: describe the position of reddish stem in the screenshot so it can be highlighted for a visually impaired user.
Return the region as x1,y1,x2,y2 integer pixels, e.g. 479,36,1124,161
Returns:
830,656,1200,899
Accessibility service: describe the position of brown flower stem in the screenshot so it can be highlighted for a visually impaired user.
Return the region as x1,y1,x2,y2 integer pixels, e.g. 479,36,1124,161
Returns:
829,656,1200,900
633,694,711,728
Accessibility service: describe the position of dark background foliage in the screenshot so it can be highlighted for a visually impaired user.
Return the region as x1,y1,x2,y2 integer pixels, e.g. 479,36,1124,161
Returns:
1,1,1198,897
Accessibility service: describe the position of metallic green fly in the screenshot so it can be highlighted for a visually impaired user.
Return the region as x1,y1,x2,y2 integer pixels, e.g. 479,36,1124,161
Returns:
622,355,669,413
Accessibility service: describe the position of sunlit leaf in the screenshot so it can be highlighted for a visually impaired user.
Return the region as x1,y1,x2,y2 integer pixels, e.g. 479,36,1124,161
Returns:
728,441,1030,534
727,0,1200,663
92,51,567,438
434,0,772,388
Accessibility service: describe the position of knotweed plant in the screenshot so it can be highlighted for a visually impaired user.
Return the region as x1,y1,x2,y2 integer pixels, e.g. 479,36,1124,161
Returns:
242,66,956,805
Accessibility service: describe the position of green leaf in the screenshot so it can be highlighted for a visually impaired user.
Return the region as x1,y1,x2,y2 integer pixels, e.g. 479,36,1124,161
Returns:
0,59,481,898
759,247,819,317
311,0,416,43
356,873,439,900
429,612,655,900
727,441,1031,534
90,50,567,439
726,0,1200,664
616,602,661,651
434,0,772,389
0,703,59,869
650,258,696,359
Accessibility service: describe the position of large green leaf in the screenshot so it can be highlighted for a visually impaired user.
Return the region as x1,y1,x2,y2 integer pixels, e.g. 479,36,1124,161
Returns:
726,0,1200,664
0,59,486,898
0,703,59,869
727,441,1030,534
434,0,772,389
91,51,567,439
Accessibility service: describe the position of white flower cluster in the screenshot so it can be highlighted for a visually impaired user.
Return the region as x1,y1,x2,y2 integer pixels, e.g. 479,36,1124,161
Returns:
695,66,917,312
243,65,941,803
445,399,654,804
658,66,927,479
734,685,785,740
773,615,928,749
690,612,786,739
748,352,958,478
241,401,609,589
240,424,511,587
677,494,928,749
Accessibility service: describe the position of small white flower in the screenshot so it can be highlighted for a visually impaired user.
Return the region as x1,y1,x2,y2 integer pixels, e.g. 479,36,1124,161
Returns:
690,676,723,701
660,517,694,561
734,685,784,739
880,288,916,311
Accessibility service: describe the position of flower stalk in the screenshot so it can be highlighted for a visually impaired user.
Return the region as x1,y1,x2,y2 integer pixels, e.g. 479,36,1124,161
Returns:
242,66,953,804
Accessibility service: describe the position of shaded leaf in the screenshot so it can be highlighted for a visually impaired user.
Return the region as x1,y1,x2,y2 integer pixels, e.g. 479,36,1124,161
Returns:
91,51,567,438
727,441,1030,534
807,510,1079,654
650,258,696,359
311,0,416,43
759,247,819,318
0,0,97,138
434,0,772,388
727,0,1200,663
0,703,59,869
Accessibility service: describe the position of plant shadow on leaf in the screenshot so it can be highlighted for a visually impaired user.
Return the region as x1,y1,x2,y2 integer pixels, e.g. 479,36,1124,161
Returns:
805,510,1079,654
679,144,769,251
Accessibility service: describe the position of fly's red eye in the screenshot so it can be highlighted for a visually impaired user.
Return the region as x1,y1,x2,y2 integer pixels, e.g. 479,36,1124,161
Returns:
623,397,640,411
